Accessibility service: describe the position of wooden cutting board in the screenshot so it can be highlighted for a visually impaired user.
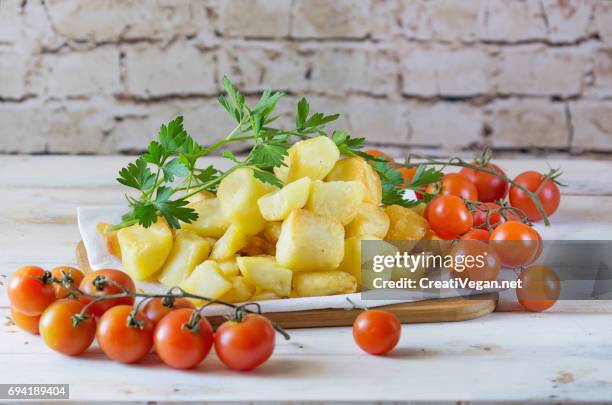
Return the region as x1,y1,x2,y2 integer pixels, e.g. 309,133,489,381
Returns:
76,241,497,328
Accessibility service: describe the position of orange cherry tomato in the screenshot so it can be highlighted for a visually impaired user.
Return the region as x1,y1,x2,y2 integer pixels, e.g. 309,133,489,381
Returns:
39,299,96,356
154,308,214,369
397,167,416,184
79,269,135,317
509,171,561,221
489,221,541,267
11,307,40,335
215,314,276,371
8,266,56,316
364,149,395,166
460,228,490,242
97,305,154,364
450,240,501,282
460,162,508,202
426,195,473,240
353,310,401,355
516,265,560,312
142,297,195,325
50,266,85,299
432,173,478,201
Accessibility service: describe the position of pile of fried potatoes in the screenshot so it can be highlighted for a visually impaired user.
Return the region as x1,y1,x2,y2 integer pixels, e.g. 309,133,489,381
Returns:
98,136,437,303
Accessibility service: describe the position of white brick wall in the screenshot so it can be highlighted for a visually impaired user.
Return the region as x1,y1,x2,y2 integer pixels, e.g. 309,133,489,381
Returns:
0,0,611,155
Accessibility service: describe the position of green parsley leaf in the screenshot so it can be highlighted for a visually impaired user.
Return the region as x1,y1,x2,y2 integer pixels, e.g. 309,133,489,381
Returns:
117,158,156,191
154,186,198,228
296,97,309,129
249,142,288,170
162,158,189,182
253,169,284,188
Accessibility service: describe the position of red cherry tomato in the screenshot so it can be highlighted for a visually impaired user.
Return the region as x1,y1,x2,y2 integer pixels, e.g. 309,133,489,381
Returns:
426,195,473,240
79,269,135,317
50,266,85,299
215,314,276,371
460,228,491,242
432,173,478,201
142,297,195,325
489,221,541,267
460,162,508,202
364,149,395,166
471,202,519,229
509,171,561,221
353,310,401,355
39,299,96,356
154,308,214,369
11,307,40,335
516,265,560,312
8,266,56,316
450,240,501,282
97,305,154,364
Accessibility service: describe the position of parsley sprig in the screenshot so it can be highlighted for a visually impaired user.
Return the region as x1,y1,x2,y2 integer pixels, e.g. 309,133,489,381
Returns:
112,76,442,230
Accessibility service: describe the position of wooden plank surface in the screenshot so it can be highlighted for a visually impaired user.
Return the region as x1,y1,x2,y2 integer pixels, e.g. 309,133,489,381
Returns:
0,155,611,403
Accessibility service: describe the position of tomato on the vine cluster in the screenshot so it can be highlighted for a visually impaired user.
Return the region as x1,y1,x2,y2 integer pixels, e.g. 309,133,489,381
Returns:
215,314,276,371
516,265,560,312
8,266,55,316
143,297,195,325
426,195,473,240
353,309,401,355
489,221,542,267
50,266,84,299
10,307,41,335
460,162,509,202
97,305,154,364
509,171,560,221
430,173,478,201
79,269,136,317
39,299,96,356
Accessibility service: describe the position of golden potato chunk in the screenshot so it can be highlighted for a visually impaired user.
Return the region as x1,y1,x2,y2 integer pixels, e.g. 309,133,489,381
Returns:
241,235,275,256
345,203,390,239
217,255,240,278
251,290,280,301
384,204,430,241
180,198,229,238
117,218,173,280
237,256,293,297
217,168,278,235
326,157,382,205
338,236,397,288
257,177,311,221
292,271,357,297
262,221,282,245
210,224,248,262
185,190,215,204
97,222,121,259
276,209,345,272
306,180,365,225
273,154,290,184
179,260,232,304
286,136,340,182
158,230,211,287
220,276,255,303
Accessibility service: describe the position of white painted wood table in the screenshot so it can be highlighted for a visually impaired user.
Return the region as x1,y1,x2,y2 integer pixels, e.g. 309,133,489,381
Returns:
1,156,611,403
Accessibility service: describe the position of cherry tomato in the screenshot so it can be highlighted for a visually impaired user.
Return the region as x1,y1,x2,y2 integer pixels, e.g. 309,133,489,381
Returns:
353,310,401,355
429,173,478,201
450,240,501,282
142,297,195,325
460,162,508,202
516,265,560,312
364,149,395,166
8,266,56,316
39,299,96,356
50,266,84,299
79,269,135,317
509,171,561,221
97,305,154,364
489,221,541,267
460,228,491,242
11,307,40,335
426,195,473,240
154,308,214,369
471,202,518,229
215,314,276,371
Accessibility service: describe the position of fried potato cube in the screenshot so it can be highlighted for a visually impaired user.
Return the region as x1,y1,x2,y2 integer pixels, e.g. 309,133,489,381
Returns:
326,157,382,205
262,221,282,245
97,222,121,259
179,260,232,303
158,231,211,287
273,154,290,184
217,255,240,278
237,256,293,297
345,203,390,239
276,209,345,272
292,271,357,297
117,218,173,280
241,235,275,256
210,224,247,262
217,168,278,235
185,190,215,204
306,180,365,225
258,177,311,221
286,136,340,182
180,198,229,238
220,276,255,303
384,204,430,241
338,236,397,288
